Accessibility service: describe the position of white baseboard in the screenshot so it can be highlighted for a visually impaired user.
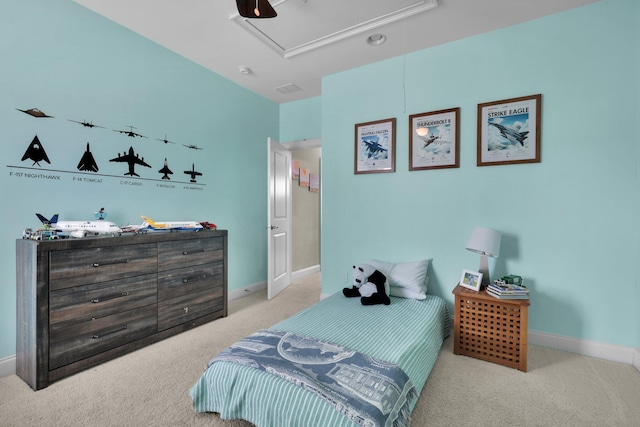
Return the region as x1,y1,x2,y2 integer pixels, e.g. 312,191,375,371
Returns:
291,264,320,282
227,265,320,302
0,355,16,378
529,330,639,369
228,280,267,302
440,317,639,373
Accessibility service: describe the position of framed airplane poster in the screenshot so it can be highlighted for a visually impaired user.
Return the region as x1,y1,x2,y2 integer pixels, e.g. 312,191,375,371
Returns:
354,118,396,174
477,94,541,166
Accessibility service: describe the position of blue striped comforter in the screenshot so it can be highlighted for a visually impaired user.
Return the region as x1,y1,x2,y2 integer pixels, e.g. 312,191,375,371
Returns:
190,292,449,426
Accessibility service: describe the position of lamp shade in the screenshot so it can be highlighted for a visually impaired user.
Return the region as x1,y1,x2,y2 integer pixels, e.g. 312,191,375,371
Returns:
465,227,501,258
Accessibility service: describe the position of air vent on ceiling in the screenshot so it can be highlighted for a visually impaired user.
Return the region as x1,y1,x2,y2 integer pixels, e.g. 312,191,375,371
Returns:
275,83,302,94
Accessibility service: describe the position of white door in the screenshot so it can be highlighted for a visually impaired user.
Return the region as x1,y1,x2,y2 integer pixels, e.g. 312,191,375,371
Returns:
267,138,292,299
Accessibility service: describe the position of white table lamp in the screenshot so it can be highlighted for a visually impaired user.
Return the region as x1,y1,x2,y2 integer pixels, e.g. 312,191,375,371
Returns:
465,227,501,288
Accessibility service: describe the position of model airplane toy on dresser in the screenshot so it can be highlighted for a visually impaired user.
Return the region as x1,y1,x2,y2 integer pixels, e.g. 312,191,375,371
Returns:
25,208,216,238
139,215,203,232
35,208,122,238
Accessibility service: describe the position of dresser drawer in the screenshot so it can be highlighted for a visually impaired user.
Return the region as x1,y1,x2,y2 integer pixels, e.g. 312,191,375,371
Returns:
49,273,157,329
158,262,223,301
157,286,224,331
49,243,157,290
49,304,157,370
158,237,224,272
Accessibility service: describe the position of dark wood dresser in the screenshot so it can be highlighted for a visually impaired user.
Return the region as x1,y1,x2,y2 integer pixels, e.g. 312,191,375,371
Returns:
16,230,227,390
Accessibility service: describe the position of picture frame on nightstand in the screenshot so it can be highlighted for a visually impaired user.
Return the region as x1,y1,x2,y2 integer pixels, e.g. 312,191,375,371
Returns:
459,269,482,291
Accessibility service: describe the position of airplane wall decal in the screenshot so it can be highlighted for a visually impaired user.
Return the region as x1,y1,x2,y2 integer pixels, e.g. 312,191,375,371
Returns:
109,146,151,177
69,119,106,129
16,108,53,118
113,125,147,138
184,163,202,182
159,158,173,180
156,134,176,144
21,135,51,166
77,143,99,172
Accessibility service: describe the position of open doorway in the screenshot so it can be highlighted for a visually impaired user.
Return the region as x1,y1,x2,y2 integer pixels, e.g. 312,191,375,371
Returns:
283,139,321,281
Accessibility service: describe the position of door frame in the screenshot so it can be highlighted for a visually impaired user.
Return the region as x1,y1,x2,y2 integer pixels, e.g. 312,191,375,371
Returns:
275,138,322,284
281,138,321,151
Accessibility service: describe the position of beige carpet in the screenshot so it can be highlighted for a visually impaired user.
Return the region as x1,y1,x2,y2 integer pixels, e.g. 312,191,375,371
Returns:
1,273,639,426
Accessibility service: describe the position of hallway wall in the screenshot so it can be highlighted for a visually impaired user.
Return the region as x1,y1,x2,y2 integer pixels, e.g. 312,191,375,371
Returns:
291,148,321,271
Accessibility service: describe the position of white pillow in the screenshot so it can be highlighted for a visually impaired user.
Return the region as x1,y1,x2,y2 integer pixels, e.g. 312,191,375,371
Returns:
367,259,430,300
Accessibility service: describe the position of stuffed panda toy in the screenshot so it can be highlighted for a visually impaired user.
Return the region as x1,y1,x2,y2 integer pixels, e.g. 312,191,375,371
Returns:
343,263,391,306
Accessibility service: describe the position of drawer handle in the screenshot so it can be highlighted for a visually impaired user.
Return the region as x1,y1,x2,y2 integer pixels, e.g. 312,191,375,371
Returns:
182,249,206,255
92,258,130,267
181,274,207,284
92,325,127,339
91,291,129,304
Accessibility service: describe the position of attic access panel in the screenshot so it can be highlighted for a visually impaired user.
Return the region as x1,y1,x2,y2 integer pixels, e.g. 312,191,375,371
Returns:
231,0,437,58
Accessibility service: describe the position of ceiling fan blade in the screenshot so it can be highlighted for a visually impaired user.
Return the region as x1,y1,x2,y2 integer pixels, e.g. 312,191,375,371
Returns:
236,0,277,19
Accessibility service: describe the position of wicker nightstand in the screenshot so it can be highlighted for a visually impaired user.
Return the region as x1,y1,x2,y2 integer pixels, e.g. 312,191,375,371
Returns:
452,284,530,371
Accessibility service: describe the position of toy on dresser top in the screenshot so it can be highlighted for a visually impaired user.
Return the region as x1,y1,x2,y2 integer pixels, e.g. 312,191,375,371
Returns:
23,207,219,239
34,211,121,238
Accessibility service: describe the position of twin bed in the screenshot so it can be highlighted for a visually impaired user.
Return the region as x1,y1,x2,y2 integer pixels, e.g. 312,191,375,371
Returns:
190,260,449,426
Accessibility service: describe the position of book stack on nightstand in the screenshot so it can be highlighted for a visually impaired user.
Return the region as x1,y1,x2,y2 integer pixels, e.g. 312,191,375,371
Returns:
487,281,529,300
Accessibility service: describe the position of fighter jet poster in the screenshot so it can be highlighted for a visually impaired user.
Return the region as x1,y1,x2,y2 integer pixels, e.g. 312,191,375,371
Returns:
354,118,396,174
478,94,541,166
409,107,460,171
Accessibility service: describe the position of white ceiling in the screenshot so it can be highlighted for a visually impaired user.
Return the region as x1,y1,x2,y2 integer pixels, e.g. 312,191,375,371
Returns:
73,0,597,104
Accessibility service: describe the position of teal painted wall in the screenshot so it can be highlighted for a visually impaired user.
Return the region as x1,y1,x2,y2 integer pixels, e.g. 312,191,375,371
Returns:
321,0,639,348
280,97,321,143
1,0,637,361
0,0,278,358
